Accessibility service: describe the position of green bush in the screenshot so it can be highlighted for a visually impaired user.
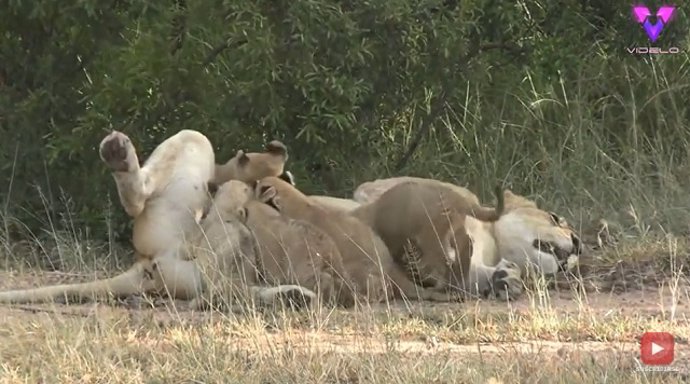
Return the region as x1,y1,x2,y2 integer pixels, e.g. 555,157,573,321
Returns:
1,0,689,251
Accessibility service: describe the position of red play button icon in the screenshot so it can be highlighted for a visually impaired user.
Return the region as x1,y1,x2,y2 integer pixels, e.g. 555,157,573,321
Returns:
640,332,675,365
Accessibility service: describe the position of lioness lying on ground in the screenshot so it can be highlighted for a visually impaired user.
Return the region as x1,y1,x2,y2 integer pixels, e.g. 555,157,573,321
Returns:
353,177,583,299
350,180,523,299
0,130,313,308
252,176,458,305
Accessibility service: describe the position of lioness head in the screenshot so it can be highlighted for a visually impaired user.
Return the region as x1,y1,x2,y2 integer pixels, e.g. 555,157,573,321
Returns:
214,140,295,185
493,190,582,275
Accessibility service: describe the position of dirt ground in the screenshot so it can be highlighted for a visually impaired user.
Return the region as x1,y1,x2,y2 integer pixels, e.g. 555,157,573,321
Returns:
1,269,688,377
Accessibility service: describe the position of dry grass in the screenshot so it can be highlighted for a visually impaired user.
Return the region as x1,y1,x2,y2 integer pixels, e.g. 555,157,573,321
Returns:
0,232,689,383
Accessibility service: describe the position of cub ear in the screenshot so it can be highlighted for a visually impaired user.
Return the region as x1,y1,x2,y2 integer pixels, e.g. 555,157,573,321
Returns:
278,170,296,186
265,196,282,212
265,140,288,160
258,185,277,202
236,206,249,223
236,150,250,167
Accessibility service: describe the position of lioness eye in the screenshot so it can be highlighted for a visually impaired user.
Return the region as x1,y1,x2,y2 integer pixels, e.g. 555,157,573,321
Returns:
548,212,560,225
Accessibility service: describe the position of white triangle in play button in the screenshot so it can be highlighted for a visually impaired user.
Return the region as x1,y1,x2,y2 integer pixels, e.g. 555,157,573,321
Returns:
651,342,665,355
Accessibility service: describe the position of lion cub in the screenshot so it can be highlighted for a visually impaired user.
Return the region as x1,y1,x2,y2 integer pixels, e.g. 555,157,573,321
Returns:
253,176,456,305
242,198,356,307
206,180,357,307
350,180,504,293
214,140,292,185
184,181,318,310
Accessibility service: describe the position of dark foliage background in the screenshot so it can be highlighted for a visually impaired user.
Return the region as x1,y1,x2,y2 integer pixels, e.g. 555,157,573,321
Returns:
1,0,689,254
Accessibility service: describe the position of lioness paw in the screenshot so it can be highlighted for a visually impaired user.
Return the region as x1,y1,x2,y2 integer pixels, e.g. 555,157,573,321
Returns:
99,131,137,172
485,260,523,301
275,287,315,310
255,285,317,310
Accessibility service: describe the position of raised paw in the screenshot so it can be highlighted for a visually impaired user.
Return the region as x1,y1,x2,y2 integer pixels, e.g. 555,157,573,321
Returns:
99,130,138,172
484,260,523,301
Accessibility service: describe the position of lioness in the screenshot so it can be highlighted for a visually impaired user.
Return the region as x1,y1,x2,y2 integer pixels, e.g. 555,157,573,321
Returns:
350,180,514,297
0,130,313,308
252,176,457,305
352,177,582,299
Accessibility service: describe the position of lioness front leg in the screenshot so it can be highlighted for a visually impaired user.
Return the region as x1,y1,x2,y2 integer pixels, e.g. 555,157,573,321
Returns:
477,259,523,301
99,131,150,217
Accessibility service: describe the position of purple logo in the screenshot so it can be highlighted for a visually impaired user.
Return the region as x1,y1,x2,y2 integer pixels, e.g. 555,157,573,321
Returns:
632,4,676,42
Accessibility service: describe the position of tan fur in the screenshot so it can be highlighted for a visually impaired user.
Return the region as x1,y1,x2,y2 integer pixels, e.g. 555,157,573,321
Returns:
253,177,456,305
351,180,504,293
308,195,361,213
351,177,582,300
201,180,357,307
0,131,315,309
353,176,479,205
243,198,356,307
214,140,289,185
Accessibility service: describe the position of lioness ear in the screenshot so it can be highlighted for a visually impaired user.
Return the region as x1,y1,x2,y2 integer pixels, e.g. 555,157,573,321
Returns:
548,212,561,225
236,150,250,167
266,140,288,160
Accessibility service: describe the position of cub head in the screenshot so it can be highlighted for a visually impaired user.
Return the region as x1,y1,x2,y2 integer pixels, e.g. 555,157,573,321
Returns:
493,190,582,274
214,140,296,185
202,180,255,222
243,199,282,226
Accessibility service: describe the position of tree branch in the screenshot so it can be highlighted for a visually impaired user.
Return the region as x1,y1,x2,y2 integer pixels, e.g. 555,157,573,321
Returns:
393,40,521,172
201,38,247,68
170,0,187,56
393,88,449,172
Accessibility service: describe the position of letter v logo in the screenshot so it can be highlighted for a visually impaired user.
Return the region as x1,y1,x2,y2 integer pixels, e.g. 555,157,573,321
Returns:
632,5,676,42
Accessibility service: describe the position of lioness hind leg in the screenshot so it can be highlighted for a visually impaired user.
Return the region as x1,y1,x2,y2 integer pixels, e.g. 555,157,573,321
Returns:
0,262,158,304
99,131,149,217
483,259,523,301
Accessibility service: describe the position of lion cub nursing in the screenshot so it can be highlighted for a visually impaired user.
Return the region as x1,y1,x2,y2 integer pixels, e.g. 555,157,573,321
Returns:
0,130,316,309
212,180,357,307
352,177,583,299
350,181,517,297
252,176,457,305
